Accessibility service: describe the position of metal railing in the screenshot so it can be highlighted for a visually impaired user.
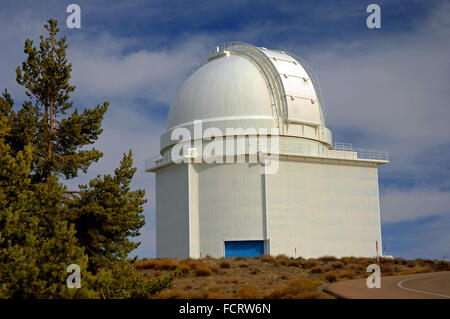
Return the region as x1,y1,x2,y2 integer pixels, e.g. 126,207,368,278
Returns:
334,142,388,161
145,152,172,171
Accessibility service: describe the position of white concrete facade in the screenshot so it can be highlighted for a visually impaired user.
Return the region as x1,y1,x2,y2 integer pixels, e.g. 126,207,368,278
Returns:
154,153,383,259
148,43,388,259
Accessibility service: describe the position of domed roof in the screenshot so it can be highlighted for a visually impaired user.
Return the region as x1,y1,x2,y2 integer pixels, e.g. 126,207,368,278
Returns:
167,54,274,130
161,43,332,151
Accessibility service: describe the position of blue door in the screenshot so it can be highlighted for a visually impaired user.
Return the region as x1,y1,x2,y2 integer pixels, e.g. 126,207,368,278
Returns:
225,240,264,258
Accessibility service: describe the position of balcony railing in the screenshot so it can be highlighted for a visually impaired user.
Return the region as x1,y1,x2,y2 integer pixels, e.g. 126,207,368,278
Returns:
334,142,388,161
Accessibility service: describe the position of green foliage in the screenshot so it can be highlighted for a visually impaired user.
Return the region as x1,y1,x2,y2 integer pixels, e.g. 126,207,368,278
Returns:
0,18,167,298
13,18,108,183
89,261,179,299
69,150,147,272
0,114,92,298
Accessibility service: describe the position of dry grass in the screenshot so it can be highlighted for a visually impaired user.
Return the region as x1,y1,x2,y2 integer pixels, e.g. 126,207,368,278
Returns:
433,261,450,271
305,259,319,269
324,271,338,282
338,269,356,279
233,285,260,299
194,264,212,276
265,278,320,299
260,255,273,263
134,258,177,270
331,261,344,269
219,259,231,269
310,265,325,274
274,255,289,266
135,256,449,299
319,256,338,263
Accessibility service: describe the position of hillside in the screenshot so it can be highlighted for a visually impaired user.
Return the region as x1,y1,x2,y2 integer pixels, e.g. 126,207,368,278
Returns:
134,255,450,299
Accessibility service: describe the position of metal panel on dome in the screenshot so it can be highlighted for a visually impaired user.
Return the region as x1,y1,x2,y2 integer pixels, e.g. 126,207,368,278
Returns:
259,49,322,126
288,98,322,124
282,76,317,100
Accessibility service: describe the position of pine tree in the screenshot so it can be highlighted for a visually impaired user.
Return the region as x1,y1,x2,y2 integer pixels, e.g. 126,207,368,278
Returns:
0,19,175,298
0,109,94,298
15,19,108,183
9,18,147,270
69,150,146,272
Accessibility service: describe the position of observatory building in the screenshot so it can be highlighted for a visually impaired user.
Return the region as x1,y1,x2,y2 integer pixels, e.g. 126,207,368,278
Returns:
146,43,388,259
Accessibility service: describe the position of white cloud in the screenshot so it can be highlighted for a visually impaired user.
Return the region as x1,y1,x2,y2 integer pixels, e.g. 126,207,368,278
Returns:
380,188,450,223
69,34,213,104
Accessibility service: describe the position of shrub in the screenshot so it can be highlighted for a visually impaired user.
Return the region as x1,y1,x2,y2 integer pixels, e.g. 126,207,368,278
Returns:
178,264,190,275
416,266,433,273
407,261,416,268
331,261,344,269
341,257,358,265
338,270,355,279
211,265,220,273
310,266,325,274
233,285,260,298
134,259,158,269
325,271,338,283
260,255,273,263
318,256,337,263
219,259,231,269
133,258,177,271
194,265,212,276
239,263,249,268
274,255,289,265
249,268,260,275
155,289,187,299
265,278,319,299
305,259,319,269
357,258,375,266
380,257,394,264
349,264,365,274
230,276,239,284
158,258,178,270
393,258,407,265
380,264,394,275
184,259,203,270
433,261,450,271
423,259,435,266
92,261,179,298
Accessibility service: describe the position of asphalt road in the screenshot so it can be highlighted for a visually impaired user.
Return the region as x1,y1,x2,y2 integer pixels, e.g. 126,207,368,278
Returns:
325,271,450,299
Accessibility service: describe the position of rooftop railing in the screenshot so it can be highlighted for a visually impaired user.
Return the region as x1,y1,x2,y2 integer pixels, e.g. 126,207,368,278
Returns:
334,142,388,161
145,152,172,171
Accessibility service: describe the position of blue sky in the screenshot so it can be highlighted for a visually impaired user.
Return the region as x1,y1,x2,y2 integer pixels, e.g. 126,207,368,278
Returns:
1,0,449,260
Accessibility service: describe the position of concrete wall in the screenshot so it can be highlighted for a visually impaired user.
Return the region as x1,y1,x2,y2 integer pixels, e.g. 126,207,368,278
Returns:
266,157,382,258
194,162,265,258
155,156,383,259
155,163,190,258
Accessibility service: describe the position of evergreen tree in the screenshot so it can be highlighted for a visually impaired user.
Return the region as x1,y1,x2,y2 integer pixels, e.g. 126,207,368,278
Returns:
0,19,175,298
0,109,93,298
14,19,108,183
69,150,146,272
7,18,146,270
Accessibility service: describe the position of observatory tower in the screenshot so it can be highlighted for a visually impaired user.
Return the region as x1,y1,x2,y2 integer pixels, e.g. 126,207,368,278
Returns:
146,43,388,259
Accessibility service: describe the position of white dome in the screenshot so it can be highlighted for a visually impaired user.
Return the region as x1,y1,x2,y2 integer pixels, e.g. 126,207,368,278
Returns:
161,43,332,151
167,54,274,129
